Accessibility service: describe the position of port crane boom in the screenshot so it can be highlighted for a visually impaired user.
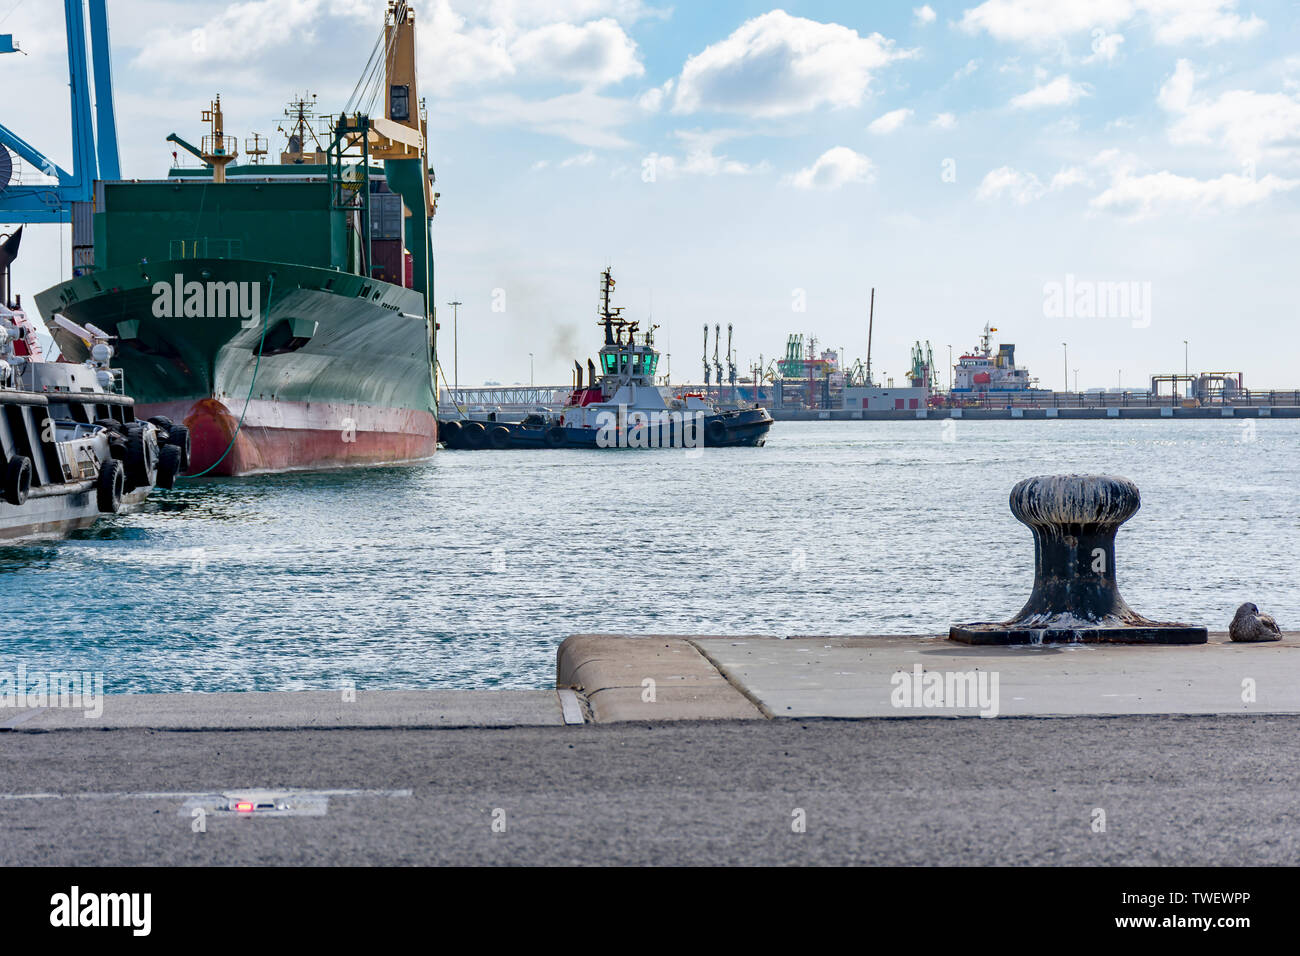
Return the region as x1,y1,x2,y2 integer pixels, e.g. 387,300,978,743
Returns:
0,0,119,224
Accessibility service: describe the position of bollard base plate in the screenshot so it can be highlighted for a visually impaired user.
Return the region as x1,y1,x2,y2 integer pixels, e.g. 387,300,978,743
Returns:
949,624,1208,645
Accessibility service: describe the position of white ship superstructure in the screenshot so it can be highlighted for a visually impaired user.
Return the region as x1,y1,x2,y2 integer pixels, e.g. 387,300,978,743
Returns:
952,324,1033,393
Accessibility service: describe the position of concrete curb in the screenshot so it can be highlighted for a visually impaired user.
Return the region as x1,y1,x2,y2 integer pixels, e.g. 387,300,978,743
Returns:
558,632,1300,721
694,632,1300,719
0,689,570,732
556,634,765,722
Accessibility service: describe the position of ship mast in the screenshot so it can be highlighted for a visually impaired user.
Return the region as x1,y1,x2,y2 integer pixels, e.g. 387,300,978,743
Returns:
279,94,324,164
200,96,238,183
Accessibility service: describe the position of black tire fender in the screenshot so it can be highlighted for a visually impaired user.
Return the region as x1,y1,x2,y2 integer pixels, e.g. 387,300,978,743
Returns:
706,418,728,445
439,420,462,447
489,425,512,449
4,455,32,507
125,425,160,490
545,426,566,448
164,423,191,471
155,443,182,490
461,421,487,449
97,459,124,514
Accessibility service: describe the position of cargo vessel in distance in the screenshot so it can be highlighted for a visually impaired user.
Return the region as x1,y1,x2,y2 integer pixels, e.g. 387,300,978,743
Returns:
35,2,439,476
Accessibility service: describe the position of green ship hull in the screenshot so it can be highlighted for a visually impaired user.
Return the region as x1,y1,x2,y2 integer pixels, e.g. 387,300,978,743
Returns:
34,174,438,476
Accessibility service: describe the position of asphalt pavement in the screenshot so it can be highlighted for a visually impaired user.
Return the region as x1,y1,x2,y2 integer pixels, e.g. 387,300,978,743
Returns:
3,714,1297,866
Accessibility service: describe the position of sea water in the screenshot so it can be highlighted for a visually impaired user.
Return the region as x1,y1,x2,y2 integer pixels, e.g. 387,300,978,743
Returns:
1,419,1293,692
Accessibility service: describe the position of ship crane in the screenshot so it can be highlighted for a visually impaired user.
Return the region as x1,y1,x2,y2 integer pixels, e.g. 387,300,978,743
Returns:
702,325,710,388
713,323,723,400
726,323,736,400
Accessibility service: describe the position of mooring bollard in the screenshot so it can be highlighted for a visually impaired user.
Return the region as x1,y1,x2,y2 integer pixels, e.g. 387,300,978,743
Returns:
950,474,1207,645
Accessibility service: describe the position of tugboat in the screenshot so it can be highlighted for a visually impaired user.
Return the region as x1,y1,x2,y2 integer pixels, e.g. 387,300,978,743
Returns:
0,228,183,539
440,269,773,450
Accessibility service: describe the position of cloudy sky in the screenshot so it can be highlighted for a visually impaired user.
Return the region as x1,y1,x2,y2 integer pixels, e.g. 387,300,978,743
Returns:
2,0,1298,389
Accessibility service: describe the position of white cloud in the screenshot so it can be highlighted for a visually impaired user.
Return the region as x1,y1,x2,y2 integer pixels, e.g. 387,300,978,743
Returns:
1142,0,1265,45
1158,59,1300,164
482,0,663,28
977,166,1047,203
415,1,661,144
953,58,981,80
1049,166,1090,189
423,0,517,92
672,10,913,117
977,164,1089,202
420,1,652,95
560,150,598,166
1009,74,1090,108
932,112,957,129
133,0,372,71
648,129,770,178
788,147,875,189
1083,31,1125,63
914,5,937,25
1286,57,1300,93
463,90,637,148
869,108,913,134
508,18,643,87
959,0,1264,47
1090,167,1298,217
637,79,674,111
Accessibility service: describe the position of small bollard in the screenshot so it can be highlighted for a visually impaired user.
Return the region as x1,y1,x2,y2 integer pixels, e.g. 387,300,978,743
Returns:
950,474,1206,645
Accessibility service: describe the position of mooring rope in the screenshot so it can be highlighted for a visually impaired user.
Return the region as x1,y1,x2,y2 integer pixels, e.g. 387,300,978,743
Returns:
434,357,468,420
180,272,274,479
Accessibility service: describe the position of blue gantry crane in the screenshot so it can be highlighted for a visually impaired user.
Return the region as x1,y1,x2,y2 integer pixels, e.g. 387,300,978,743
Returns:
0,0,119,224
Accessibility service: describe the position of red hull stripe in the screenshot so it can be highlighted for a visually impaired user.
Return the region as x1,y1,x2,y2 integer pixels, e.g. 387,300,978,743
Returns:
140,398,438,477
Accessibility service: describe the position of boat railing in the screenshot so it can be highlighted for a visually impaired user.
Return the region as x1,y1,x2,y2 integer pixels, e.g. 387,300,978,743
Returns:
169,237,244,260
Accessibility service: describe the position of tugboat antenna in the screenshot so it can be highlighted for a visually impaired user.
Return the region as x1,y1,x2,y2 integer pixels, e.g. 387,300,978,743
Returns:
599,267,623,346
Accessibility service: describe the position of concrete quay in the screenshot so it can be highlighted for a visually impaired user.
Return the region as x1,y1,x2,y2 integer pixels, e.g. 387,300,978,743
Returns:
556,632,1300,721
769,405,1300,421
4,631,1297,732
4,632,1300,866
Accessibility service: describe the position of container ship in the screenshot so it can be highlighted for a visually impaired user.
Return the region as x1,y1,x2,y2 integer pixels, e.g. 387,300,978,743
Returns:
33,2,439,476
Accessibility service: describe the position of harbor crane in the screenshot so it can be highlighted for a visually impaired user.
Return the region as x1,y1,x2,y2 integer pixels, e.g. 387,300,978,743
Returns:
713,323,723,399
702,324,710,388
0,1,120,224
726,323,737,401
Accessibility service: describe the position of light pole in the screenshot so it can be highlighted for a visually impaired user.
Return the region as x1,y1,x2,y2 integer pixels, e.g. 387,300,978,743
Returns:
529,352,534,388
947,344,953,391
1062,342,1068,394
1183,339,1189,397
446,299,462,394
1074,368,1079,393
